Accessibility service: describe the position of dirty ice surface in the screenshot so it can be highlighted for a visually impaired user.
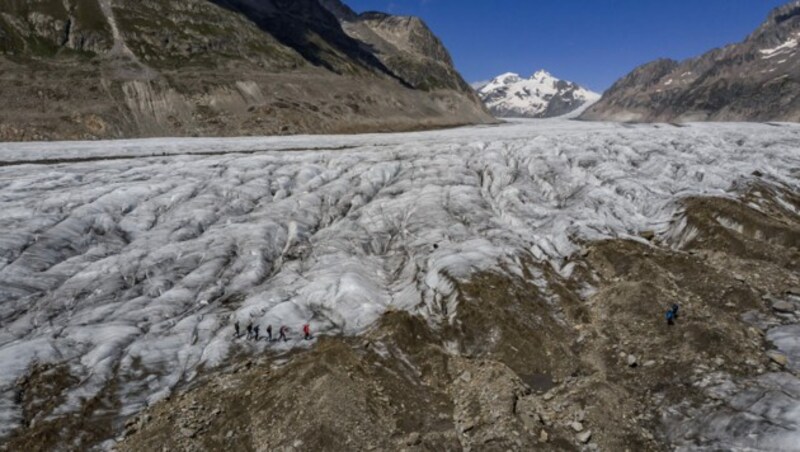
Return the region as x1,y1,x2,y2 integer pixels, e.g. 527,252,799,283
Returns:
1,119,800,443
668,308,800,452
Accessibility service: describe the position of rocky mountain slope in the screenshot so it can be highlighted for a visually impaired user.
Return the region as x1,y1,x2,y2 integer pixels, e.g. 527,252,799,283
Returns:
581,1,800,122
320,0,474,94
477,70,600,118
0,0,492,141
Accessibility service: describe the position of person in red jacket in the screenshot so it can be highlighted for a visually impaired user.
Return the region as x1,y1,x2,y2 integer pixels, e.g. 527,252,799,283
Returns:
303,324,312,340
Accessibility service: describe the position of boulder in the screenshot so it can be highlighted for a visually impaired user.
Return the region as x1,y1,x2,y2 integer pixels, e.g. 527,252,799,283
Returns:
767,351,788,367
539,429,549,443
627,355,638,368
771,300,796,314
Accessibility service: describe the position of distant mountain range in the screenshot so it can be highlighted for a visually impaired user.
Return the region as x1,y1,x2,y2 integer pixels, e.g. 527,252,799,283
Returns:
0,0,492,141
475,70,600,118
582,0,800,122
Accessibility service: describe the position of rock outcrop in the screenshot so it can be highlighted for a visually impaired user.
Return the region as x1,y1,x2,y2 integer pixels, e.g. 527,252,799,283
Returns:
0,0,492,141
319,0,481,110
581,1,800,122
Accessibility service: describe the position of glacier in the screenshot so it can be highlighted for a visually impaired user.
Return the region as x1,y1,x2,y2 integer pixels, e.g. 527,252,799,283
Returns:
1,119,799,443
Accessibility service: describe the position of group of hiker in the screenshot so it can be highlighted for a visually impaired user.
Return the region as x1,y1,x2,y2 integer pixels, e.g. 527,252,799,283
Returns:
233,304,679,343
234,321,313,342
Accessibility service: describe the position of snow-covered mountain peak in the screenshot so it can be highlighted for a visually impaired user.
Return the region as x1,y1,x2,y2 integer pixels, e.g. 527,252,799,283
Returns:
532,69,554,80
477,69,600,118
481,72,523,91
497,71,522,81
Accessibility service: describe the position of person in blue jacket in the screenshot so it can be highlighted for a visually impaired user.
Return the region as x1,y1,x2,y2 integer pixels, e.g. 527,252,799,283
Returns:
666,308,676,326
666,303,680,326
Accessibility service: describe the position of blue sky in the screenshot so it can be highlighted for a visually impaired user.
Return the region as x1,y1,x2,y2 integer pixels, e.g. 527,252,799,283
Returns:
345,0,788,91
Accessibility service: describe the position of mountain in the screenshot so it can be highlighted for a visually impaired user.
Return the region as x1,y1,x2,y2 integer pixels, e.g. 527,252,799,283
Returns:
477,70,600,118
320,0,476,94
0,0,492,141
581,1,800,122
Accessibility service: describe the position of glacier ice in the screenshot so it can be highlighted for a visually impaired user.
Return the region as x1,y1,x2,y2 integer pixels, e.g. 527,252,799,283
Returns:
0,119,799,440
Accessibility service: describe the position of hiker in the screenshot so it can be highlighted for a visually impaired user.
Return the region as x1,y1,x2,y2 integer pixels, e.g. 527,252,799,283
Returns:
234,321,241,338
666,308,676,326
279,325,289,342
266,325,273,342
303,324,311,340
254,325,260,341
246,323,253,340
672,304,680,319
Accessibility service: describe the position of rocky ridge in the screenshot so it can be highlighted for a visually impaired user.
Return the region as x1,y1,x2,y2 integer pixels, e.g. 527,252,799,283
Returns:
581,1,800,122
320,0,473,94
0,0,492,141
